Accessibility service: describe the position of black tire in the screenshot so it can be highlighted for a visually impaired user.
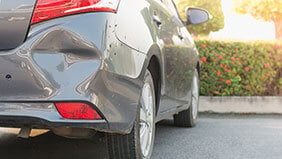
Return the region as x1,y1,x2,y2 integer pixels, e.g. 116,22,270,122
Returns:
174,70,200,127
107,70,156,159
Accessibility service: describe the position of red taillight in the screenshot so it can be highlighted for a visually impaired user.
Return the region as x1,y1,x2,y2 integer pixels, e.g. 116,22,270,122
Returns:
31,0,120,24
54,102,102,120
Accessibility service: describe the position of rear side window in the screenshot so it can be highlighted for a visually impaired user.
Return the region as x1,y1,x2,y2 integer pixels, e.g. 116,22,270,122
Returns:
162,0,181,19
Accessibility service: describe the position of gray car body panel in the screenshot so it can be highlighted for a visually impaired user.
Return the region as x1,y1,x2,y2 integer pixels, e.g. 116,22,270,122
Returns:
0,0,36,50
0,0,199,134
0,13,146,133
116,0,199,117
0,102,108,131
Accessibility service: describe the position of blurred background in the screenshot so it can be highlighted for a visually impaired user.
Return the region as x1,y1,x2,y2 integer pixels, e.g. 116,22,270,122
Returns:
176,0,280,40
176,0,282,96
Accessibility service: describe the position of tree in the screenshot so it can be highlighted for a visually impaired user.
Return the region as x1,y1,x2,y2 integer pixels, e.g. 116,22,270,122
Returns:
234,0,282,40
177,0,225,36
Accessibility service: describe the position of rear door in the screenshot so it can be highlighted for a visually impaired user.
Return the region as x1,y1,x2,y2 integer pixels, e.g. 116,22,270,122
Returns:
154,0,197,112
0,0,36,50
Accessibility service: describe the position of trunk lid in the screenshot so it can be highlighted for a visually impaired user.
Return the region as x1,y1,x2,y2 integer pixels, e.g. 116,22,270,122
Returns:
0,0,36,50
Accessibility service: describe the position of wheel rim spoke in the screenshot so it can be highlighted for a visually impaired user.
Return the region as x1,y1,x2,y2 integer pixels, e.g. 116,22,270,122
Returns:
140,107,147,123
140,123,147,139
192,74,199,120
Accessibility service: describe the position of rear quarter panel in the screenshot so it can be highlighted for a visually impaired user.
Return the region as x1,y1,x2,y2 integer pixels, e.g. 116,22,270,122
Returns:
115,0,157,54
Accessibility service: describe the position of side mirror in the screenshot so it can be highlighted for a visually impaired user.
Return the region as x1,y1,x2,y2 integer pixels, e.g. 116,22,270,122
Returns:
186,7,210,25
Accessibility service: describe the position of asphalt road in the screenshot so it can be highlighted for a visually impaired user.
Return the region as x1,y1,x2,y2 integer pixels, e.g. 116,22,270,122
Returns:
1,114,282,159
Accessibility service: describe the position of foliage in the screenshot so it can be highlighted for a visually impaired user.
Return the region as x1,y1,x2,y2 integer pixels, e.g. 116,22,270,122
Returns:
234,0,282,40
177,0,225,36
196,39,282,96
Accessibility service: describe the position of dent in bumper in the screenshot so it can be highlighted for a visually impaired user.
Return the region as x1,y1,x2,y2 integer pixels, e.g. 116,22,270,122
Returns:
0,13,147,134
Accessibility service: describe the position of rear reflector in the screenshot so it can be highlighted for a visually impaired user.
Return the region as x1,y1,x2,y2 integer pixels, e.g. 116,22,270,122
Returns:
31,0,120,24
55,102,101,120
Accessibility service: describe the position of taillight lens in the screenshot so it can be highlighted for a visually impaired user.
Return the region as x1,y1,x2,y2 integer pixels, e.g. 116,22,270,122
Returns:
31,0,120,24
55,102,102,120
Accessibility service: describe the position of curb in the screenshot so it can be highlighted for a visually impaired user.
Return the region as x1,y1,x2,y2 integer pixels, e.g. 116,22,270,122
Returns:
199,96,282,114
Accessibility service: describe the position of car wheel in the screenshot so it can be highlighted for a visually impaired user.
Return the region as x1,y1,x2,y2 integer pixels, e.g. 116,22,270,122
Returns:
174,69,199,127
107,70,156,159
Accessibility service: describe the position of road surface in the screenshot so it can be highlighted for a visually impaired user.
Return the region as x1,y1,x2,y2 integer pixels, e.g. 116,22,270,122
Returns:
1,114,282,159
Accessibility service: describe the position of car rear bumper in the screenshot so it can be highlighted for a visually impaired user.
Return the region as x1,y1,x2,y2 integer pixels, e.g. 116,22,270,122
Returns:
0,102,107,130
0,13,147,134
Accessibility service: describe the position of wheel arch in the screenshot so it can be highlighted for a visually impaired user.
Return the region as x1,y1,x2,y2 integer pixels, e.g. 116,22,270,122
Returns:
143,44,163,116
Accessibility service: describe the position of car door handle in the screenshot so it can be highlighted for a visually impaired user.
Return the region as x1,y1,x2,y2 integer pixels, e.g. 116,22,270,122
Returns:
152,15,162,26
178,34,184,40
177,28,184,40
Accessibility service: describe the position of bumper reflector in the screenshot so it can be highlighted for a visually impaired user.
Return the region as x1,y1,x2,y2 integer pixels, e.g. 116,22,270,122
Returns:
54,102,101,120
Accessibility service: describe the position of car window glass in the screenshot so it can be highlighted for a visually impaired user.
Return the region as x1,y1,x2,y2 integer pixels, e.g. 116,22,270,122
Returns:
162,0,181,19
156,0,169,11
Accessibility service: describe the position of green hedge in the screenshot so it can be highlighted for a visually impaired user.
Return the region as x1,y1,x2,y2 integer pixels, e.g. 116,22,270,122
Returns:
195,40,282,96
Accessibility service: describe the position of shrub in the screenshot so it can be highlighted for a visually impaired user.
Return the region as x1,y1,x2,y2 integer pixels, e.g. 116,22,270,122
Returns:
196,39,282,96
